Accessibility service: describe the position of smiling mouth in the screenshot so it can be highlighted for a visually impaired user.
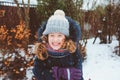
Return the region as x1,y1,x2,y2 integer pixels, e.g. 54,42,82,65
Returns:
52,43,60,46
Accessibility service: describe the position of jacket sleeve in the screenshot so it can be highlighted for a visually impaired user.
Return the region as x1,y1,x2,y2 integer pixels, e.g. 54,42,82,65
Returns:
74,48,84,80
74,48,83,69
32,57,44,80
33,57,54,80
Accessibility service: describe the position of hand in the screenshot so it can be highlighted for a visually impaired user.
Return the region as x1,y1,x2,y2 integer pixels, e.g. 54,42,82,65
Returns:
52,66,59,80
52,67,82,80
70,68,82,80
33,42,48,60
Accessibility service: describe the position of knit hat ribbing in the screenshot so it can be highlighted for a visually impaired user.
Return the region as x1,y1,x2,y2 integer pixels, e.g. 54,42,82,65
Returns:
43,10,69,36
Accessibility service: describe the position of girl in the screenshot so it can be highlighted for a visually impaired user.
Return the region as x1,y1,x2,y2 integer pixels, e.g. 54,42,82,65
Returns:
33,10,83,80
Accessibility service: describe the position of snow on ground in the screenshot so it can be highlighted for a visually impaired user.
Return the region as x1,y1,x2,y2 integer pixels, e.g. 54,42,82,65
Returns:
83,37,120,80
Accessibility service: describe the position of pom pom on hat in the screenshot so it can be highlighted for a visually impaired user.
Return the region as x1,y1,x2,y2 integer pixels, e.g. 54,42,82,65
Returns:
54,9,65,16
43,10,69,36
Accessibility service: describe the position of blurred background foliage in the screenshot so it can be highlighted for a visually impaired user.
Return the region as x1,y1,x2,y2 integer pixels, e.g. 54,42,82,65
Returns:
36,0,83,24
0,0,120,80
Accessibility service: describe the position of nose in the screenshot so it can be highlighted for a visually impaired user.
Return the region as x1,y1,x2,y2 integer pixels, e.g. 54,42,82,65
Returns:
52,36,59,42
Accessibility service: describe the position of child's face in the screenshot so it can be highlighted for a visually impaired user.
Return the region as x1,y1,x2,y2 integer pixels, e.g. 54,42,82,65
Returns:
48,32,66,50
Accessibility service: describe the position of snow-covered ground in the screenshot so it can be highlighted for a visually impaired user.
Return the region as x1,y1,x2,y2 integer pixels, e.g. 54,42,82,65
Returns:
83,37,120,80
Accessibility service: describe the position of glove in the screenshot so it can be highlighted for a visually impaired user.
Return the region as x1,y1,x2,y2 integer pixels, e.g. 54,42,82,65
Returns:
52,67,82,80
52,66,59,80
70,68,82,80
60,67,82,80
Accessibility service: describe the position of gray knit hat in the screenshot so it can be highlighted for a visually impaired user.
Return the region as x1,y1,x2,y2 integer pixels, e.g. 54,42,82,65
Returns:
43,10,69,36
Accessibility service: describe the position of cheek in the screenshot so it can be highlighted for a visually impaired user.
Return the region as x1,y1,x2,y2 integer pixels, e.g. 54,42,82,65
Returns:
61,38,65,44
48,37,52,44
59,38,66,46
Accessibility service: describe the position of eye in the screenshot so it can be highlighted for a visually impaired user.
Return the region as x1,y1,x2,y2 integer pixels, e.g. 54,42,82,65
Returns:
58,34,63,37
49,34,54,37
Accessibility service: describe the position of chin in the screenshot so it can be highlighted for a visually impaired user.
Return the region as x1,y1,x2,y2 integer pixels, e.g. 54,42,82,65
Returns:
52,47,61,50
